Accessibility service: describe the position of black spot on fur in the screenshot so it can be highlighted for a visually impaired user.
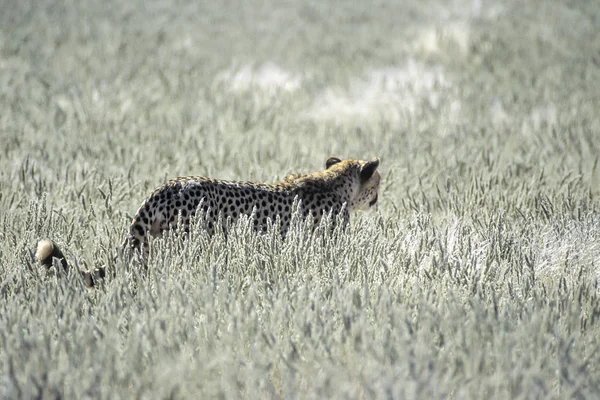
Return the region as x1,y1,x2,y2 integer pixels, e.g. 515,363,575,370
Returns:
134,224,144,236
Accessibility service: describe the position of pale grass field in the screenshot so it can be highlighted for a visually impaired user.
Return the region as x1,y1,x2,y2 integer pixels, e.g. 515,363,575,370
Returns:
1,0,599,398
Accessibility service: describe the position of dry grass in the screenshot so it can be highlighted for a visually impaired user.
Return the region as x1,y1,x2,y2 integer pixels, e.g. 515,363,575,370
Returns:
1,0,599,398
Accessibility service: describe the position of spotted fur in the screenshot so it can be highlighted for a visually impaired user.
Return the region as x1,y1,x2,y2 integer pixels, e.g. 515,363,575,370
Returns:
36,157,381,284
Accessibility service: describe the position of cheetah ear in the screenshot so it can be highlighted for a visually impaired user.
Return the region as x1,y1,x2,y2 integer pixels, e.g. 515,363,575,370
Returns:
359,158,380,182
325,156,342,169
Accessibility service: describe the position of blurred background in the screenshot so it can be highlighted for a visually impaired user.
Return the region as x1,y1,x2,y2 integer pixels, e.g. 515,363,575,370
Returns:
2,0,598,187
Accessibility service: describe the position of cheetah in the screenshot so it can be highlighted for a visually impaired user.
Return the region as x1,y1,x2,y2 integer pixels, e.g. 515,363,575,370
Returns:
36,156,381,283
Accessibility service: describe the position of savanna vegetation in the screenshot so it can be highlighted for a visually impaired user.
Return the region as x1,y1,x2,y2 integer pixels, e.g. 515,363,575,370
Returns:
1,0,599,398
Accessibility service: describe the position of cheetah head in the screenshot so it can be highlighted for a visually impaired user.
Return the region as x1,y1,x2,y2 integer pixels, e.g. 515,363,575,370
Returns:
325,156,381,211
